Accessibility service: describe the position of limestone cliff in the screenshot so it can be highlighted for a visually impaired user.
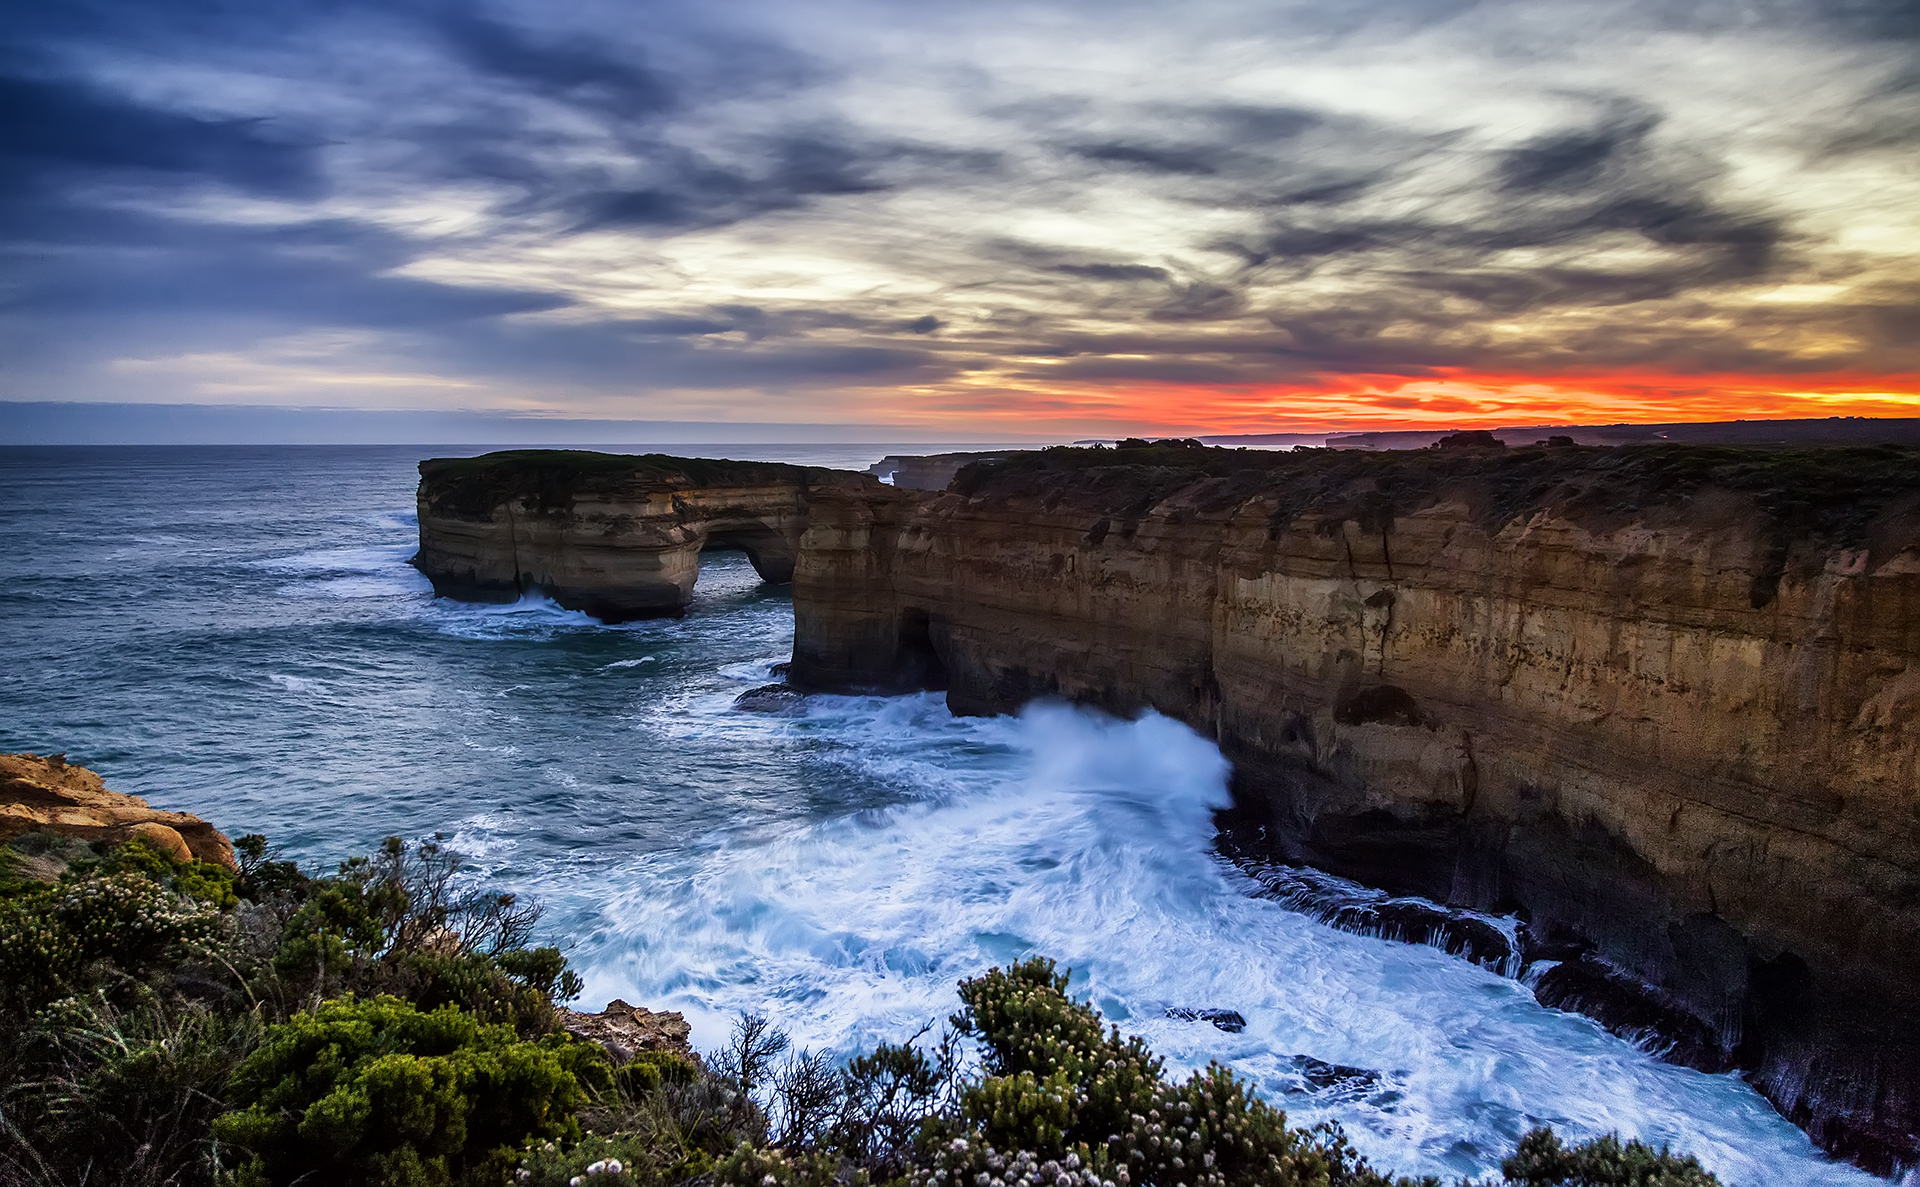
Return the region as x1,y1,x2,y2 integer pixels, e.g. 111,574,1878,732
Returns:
1,752,237,869
412,451,872,621
789,442,1920,1172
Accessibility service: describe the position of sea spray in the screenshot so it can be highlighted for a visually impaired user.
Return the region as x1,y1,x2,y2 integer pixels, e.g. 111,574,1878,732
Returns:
549,699,1869,1185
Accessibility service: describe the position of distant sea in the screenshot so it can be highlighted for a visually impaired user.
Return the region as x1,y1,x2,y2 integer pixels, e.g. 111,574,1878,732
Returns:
0,445,1874,1185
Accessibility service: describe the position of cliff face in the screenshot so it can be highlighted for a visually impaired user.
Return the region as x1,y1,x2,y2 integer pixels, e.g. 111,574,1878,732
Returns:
1,752,237,869
413,451,864,621
790,443,1920,1172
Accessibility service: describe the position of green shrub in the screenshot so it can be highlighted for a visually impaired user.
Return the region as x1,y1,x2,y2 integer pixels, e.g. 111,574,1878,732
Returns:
713,1141,847,1187
953,958,1164,1157
213,995,608,1187
260,836,576,1034
1500,1127,1721,1186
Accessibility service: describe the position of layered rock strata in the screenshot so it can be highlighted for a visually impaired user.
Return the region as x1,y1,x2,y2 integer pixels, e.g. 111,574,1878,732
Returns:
1,752,237,869
788,442,1920,1173
412,451,866,621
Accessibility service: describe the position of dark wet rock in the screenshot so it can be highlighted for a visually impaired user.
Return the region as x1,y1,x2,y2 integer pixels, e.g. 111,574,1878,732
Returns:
1239,859,1517,975
1531,954,1734,1073
1165,1007,1246,1033
1333,684,1423,727
770,661,791,677
1275,1055,1385,1101
733,683,804,713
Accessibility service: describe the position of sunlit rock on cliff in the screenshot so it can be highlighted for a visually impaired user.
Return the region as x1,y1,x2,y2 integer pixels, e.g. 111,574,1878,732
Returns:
0,751,236,869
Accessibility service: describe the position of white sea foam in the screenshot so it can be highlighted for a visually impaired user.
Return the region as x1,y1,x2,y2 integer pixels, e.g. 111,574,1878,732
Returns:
251,543,418,575
429,592,606,640
254,542,431,601
557,699,1872,1186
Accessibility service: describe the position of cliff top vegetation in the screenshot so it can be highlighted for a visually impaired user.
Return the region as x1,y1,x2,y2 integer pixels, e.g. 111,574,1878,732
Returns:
951,441,1920,589
418,451,822,519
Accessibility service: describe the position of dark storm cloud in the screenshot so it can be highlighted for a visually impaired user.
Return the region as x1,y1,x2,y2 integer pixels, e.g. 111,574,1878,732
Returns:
570,134,896,232
1,211,567,326
432,10,676,115
1497,120,1652,193
1068,142,1227,175
0,72,319,197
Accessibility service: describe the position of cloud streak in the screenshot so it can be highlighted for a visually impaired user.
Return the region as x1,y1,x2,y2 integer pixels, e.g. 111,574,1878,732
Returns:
1,0,1916,433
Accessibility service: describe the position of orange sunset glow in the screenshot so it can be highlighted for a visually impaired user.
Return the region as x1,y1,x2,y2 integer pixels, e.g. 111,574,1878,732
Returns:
893,373,1920,437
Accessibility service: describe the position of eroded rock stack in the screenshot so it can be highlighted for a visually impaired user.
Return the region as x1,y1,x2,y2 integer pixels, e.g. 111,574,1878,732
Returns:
412,450,868,621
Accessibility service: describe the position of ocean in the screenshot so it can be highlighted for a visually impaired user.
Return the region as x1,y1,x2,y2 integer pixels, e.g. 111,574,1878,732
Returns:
0,444,1876,1184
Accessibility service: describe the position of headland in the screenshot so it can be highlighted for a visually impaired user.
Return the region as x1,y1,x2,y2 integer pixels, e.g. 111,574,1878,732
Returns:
414,440,1920,1173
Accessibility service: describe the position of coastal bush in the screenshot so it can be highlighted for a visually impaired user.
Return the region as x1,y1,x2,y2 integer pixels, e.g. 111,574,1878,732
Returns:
212,995,606,1187
0,827,1732,1187
263,835,579,1031
0,999,261,1187
1499,1127,1719,1186
0,858,224,1019
926,957,1413,1187
0,831,591,1187
512,1039,757,1187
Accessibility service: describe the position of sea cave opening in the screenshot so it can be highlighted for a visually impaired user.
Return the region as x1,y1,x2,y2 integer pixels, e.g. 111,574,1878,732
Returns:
895,605,951,691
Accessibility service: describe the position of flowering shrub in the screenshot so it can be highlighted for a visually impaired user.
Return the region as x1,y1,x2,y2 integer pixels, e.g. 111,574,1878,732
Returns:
0,866,222,1018
923,958,1404,1187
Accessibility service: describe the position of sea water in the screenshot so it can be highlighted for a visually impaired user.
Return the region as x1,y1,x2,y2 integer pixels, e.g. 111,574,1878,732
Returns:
0,445,1880,1185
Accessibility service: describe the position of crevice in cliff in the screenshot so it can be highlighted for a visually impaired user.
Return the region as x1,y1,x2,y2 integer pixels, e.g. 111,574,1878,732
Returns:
506,500,526,598
1364,587,1395,676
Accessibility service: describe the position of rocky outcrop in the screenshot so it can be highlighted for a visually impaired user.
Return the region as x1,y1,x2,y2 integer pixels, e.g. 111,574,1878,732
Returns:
413,451,873,621
1,752,237,869
559,999,696,1066
789,442,1920,1173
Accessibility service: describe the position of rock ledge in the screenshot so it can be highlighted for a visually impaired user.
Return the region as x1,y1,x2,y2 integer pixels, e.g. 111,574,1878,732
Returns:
0,753,236,869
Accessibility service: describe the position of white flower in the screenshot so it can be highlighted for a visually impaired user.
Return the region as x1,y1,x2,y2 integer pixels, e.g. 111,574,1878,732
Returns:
607,1162,623,1175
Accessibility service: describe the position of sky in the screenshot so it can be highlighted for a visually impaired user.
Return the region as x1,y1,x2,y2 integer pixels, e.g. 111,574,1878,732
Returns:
2,0,1918,439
